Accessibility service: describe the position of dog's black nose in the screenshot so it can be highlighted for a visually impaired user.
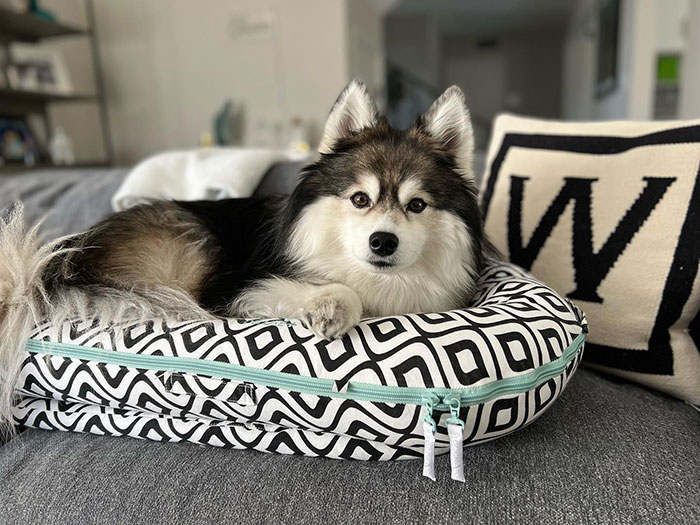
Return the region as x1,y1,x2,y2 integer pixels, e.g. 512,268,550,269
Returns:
369,231,399,256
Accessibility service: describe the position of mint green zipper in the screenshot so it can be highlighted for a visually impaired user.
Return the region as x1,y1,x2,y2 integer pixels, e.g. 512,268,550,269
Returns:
25,331,585,410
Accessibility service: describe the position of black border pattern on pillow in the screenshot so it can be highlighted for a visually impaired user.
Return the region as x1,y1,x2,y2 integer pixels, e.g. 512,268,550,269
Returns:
481,125,700,380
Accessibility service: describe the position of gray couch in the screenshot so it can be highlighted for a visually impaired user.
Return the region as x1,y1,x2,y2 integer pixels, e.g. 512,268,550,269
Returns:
0,166,698,524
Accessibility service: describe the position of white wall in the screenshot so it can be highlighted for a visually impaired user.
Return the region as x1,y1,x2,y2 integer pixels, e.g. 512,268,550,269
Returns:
347,0,386,109
562,0,658,120
656,0,690,53
623,0,657,119
94,0,351,163
679,0,700,118
35,0,387,164
561,1,597,120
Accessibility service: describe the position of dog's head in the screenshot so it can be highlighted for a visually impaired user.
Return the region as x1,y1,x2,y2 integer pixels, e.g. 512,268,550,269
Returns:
285,80,485,308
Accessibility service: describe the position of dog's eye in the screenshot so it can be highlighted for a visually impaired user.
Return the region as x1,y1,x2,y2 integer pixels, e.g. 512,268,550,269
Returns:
407,198,426,213
351,192,370,208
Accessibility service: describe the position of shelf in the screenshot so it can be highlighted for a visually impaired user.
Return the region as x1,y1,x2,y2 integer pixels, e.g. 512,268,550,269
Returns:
0,87,96,103
0,8,86,42
0,4,114,166
0,87,97,115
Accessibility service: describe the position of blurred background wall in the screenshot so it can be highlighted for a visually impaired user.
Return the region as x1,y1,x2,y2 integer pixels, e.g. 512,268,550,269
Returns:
36,0,387,164
10,0,699,166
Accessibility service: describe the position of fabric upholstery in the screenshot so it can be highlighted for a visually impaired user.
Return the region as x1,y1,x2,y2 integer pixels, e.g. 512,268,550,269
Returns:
1,369,698,524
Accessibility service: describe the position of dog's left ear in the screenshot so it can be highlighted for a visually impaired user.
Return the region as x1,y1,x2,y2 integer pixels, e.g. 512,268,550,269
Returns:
319,79,380,154
415,86,474,179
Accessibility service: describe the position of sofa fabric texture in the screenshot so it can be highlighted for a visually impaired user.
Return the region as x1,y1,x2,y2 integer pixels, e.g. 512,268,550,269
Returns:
1,369,698,524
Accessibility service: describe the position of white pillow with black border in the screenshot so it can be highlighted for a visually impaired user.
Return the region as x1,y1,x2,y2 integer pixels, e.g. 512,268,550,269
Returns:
481,114,700,405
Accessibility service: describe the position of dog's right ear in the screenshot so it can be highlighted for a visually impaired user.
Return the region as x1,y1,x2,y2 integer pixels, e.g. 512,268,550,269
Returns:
318,79,379,154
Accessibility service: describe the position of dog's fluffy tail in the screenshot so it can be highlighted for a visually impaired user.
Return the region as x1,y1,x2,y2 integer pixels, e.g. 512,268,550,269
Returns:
0,203,64,437
0,203,214,438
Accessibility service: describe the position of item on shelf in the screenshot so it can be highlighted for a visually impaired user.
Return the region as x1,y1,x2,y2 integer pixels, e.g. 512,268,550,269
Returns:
287,115,310,157
214,100,232,145
199,131,213,147
7,43,73,94
0,116,38,166
28,0,55,21
0,0,112,168
0,0,29,13
213,99,244,146
48,126,74,166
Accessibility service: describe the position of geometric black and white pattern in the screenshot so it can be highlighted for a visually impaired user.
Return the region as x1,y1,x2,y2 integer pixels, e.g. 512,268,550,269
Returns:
14,260,587,460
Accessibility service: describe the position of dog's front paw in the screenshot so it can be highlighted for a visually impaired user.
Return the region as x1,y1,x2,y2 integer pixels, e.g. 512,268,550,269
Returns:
302,284,362,340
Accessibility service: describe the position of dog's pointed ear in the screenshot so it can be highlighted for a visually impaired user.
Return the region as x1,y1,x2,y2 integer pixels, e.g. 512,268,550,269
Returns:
318,79,379,154
415,86,474,179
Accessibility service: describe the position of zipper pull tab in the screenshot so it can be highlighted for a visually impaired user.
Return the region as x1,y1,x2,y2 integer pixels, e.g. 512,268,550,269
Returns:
422,419,436,481
444,394,466,483
421,393,440,481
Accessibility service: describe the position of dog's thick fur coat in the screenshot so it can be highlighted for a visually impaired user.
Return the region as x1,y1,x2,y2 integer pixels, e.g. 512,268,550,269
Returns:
0,80,489,435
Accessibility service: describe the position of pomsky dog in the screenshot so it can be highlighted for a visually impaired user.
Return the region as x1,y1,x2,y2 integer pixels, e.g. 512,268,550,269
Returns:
0,80,490,433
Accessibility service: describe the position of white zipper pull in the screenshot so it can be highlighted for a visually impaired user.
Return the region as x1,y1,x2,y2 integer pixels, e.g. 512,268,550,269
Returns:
422,419,436,481
421,393,440,481
444,394,466,483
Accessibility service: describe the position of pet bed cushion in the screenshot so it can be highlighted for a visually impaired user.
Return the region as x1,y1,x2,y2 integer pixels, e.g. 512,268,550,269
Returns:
14,260,587,482
481,115,700,405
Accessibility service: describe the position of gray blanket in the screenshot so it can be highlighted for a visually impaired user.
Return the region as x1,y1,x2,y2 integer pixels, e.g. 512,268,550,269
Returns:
0,169,127,239
0,162,307,239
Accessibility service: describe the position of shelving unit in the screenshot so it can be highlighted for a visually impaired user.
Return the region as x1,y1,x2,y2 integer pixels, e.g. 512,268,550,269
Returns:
0,8,85,42
0,1,113,170
0,87,96,112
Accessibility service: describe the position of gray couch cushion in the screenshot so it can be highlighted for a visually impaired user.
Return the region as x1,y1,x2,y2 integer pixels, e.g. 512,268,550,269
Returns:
0,168,128,239
254,161,307,196
1,369,698,524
